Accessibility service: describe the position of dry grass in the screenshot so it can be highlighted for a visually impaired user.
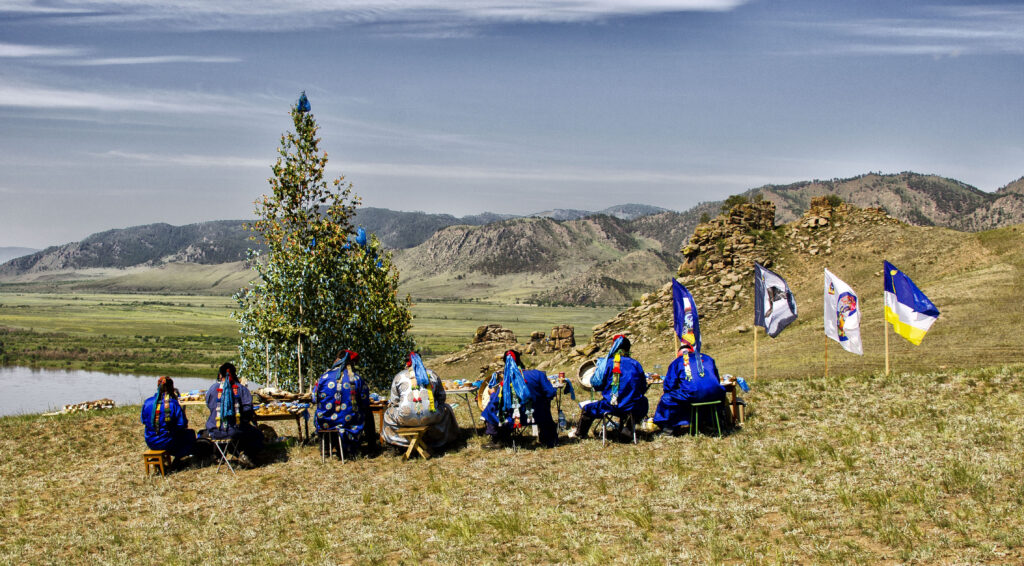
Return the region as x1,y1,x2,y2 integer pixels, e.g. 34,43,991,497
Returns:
2,363,1022,564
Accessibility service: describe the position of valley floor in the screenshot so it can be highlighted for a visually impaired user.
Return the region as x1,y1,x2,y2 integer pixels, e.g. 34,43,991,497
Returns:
2,364,1021,564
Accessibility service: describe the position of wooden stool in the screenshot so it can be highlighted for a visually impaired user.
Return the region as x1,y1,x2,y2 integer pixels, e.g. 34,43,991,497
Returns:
143,449,171,476
319,429,344,463
691,400,723,438
396,426,432,460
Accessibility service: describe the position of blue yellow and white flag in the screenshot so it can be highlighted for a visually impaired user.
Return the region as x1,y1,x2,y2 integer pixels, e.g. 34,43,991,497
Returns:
672,279,701,352
823,269,863,355
754,263,798,337
883,260,939,345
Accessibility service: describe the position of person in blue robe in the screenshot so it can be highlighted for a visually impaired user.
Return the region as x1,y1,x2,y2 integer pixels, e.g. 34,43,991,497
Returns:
652,343,727,434
481,350,561,449
570,335,649,439
140,376,196,463
313,349,370,455
201,362,263,467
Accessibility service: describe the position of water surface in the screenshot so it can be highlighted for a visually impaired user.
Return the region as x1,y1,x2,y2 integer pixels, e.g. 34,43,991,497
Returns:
0,366,225,416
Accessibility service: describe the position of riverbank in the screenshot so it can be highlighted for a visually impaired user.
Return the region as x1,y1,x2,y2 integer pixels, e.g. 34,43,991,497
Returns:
0,292,619,377
2,364,1022,564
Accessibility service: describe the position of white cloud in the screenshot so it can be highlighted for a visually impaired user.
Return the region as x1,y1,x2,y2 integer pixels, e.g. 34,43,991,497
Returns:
1,1,749,31
69,55,241,66
0,82,262,115
0,42,86,57
97,149,769,186
783,5,1024,56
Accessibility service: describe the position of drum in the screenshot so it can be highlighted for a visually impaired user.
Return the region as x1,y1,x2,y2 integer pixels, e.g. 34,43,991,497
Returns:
476,381,491,412
577,359,597,391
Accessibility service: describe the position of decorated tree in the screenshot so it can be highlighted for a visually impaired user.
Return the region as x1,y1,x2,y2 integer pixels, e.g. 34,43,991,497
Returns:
234,92,413,392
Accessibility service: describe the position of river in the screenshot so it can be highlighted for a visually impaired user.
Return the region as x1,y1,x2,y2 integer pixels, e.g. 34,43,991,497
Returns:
0,366,245,417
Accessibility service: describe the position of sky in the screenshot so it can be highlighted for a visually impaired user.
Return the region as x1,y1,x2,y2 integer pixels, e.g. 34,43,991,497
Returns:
1,0,1022,248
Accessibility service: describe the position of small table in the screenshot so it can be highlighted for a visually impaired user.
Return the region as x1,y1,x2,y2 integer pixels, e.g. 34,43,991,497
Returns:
181,400,310,440
720,382,743,426
368,401,387,445
443,387,481,436
254,411,309,441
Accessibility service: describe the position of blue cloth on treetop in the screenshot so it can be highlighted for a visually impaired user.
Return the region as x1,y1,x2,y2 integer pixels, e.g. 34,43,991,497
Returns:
582,356,650,420
140,394,196,458
482,369,558,447
314,357,370,451
652,352,726,428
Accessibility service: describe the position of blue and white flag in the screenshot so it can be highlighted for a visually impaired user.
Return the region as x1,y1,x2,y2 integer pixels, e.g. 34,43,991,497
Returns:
672,279,701,352
883,260,939,345
823,269,863,355
754,263,797,338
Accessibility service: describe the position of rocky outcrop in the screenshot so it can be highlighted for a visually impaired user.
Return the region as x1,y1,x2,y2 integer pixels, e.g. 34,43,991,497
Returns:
473,324,516,344
543,325,575,352
678,201,776,277
538,199,904,371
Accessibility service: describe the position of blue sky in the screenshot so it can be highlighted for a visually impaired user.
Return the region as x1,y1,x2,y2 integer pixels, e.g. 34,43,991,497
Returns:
1,0,1022,248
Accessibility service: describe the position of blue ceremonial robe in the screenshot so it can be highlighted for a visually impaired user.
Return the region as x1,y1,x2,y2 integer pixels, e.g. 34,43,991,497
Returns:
141,395,196,458
482,369,559,448
314,362,370,452
582,356,650,421
652,352,726,428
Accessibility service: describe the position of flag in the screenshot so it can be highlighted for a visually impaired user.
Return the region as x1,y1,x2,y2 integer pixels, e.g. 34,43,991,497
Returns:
883,260,939,345
671,279,701,352
754,263,798,337
823,269,863,355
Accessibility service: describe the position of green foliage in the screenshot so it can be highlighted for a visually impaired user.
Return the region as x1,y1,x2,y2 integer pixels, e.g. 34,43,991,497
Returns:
699,212,711,223
823,194,844,208
720,194,748,212
234,95,413,391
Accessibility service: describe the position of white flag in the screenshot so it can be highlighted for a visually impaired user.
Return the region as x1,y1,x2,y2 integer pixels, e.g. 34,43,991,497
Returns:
823,269,863,355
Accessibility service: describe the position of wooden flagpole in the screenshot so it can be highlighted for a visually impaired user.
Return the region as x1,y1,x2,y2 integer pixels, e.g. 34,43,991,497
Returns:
884,313,890,376
824,332,829,379
753,325,758,382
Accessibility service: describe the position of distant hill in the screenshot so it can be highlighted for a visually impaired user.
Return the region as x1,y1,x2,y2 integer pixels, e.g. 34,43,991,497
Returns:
750,172,1024,231
0,247,38,264
394,214,680,305
0,221,251,278
529,203,670,221
3,173,1022,304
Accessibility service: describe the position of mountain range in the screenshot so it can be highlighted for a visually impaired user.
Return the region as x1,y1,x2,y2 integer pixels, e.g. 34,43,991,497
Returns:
2,172,1021,305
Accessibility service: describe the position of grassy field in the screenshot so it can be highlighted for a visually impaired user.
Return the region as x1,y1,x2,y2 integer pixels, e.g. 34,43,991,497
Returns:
0,292,618,376
1,363,1021,564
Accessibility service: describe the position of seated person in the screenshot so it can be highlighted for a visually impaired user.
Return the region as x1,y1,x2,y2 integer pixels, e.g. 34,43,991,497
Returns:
202,362,263,467
381,352,459,450
570,335,649,439
140,376,196,464
481,350,561,449
313,349,370,455
652,340,728,434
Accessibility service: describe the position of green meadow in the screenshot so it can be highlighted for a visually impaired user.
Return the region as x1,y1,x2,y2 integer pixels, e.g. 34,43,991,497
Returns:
1,364,1021,564
0,292,618,377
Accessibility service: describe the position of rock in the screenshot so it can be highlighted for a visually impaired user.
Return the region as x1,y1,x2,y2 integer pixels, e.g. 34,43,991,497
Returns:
734,325,751,333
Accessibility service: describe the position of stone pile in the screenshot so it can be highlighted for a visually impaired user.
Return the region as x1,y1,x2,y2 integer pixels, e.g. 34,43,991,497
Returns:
44,398,116,416
545,324,575,352
786,197,899,257
473,324,516,344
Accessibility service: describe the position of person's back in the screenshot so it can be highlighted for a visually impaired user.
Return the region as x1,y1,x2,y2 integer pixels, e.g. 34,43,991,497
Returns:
140,376,196,460
202,362,262,466
482,350,560,448
572,335,649,439
314,350,369,453
653,349,726,432
382,352,459,449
